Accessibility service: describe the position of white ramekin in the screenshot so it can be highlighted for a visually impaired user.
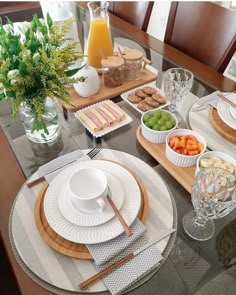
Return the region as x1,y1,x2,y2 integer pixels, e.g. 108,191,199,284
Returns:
165,129,207,167
195,151,236,176
141,110,177,143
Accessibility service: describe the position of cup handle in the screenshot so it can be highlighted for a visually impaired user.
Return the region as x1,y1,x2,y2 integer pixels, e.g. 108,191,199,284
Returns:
96,197,106,213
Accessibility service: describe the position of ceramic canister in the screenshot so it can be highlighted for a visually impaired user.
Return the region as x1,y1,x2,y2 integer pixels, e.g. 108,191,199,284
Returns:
74,62,100,97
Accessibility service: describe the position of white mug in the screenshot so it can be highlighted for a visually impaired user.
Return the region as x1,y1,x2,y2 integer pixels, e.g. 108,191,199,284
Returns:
68,167,108,213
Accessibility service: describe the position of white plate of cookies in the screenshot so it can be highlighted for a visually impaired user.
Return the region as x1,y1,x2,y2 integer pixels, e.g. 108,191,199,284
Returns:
121,82,169,114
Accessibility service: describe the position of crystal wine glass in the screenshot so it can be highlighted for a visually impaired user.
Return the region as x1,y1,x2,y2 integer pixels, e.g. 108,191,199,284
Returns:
183,167,236,241
163,68,194,124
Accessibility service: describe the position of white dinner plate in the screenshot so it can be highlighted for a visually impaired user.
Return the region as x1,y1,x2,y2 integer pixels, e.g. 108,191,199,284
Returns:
217,93,236,129
44,160,141,244
58,172,124,226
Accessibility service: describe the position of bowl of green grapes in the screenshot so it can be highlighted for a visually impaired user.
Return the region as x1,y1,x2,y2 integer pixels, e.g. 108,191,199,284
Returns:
141,109,177,143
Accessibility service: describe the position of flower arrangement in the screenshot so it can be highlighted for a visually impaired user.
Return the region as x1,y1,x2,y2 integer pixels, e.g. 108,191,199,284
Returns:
0,14,84,133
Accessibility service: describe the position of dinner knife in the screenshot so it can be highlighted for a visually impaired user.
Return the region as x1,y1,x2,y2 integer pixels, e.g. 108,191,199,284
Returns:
79,228,176,290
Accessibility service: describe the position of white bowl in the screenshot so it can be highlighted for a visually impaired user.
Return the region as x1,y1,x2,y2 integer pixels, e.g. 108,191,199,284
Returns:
141,110,177,143
195,151,236,176
165,129,207,167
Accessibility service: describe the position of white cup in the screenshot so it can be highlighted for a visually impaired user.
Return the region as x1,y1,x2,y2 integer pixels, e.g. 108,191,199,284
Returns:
68,168,108,213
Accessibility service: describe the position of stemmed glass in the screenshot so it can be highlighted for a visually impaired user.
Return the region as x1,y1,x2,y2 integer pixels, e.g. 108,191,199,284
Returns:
163,68,194,124
183,167,236,241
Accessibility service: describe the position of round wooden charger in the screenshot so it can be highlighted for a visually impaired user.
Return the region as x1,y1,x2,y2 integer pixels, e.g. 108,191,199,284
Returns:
208,107,236,144
34,161,149,260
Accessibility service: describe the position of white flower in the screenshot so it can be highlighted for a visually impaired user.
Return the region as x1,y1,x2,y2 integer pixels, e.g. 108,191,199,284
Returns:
20,21,31,34
36,31,44,41
7,69,20,80
33,52,40,62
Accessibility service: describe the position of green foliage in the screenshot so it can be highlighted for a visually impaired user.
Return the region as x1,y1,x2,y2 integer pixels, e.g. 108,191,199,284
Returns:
0,13,84,132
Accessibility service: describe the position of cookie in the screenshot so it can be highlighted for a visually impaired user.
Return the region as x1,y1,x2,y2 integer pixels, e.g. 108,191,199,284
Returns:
137,100,153,112
127,93,143,103
152,94,167,104
145,97,160,107
143,86,157,95
135,89,147,98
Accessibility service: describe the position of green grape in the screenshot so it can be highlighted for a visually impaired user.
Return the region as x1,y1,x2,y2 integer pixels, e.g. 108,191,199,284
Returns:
165,121,173,129
143,113,151,122
161,114,169,122
153,124,161,131
158,118,165,126
145,121,152,128
153,110,162,119
160,125,168,131
149,117,158,127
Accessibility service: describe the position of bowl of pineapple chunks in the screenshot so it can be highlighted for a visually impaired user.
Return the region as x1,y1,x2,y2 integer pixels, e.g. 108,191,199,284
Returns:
141,109,177,143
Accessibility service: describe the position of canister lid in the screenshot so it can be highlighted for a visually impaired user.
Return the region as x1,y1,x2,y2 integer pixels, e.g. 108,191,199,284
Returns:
101,56,124,68
122,49,143,61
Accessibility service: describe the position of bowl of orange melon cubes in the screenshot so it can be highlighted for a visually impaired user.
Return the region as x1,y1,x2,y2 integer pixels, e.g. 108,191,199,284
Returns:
166,129,206,167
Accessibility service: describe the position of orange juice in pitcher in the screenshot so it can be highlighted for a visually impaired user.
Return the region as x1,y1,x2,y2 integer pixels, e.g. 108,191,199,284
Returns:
87,1,113,69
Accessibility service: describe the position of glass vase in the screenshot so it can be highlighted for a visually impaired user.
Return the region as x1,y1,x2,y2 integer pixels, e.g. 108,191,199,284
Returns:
19,98,61,144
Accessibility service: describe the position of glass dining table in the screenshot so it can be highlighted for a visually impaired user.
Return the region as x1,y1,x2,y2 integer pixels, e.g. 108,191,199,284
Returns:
1,3,236,295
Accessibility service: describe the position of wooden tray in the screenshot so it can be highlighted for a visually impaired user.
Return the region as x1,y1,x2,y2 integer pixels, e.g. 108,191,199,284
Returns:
208,106,236,144
34,161,149,260
136,126,195,193
64,68,157,112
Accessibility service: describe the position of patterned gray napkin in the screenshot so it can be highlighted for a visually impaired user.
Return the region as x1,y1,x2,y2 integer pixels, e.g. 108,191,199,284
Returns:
87,219,163,295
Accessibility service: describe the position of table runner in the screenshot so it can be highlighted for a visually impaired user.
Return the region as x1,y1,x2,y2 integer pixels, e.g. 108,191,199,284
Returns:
188,103,236,158
9,149,177,294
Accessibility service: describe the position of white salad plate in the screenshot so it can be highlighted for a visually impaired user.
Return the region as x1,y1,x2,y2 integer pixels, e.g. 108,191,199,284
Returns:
217,93,236,129
44,160,141,244
58,171,124,226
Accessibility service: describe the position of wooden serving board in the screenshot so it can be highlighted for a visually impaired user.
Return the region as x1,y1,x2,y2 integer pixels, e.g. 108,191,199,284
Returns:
64,68,157,112
34,162,149,260
136,126,195,193
208,107,236,144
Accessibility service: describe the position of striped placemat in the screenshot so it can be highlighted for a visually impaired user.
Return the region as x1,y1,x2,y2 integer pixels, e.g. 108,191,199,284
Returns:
188,104,236,158
9,149,177,294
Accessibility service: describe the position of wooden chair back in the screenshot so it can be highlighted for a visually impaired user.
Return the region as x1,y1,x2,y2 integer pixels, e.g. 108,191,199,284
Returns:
108,1,154,32
164,2,236,73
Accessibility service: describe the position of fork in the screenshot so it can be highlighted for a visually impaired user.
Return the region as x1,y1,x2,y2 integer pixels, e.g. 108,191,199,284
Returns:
27,147,101,188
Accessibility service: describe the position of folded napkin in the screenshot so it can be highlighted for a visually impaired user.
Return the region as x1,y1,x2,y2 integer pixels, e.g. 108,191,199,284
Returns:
86,219,163,295
191,91,220,111
37,149,93,183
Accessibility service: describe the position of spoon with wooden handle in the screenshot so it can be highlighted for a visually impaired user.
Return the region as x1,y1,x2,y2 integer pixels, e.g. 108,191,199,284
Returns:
107,188,132,237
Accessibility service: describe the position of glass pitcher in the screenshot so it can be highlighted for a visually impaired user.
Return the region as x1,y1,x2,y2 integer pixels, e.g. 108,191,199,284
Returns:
87,1,113,70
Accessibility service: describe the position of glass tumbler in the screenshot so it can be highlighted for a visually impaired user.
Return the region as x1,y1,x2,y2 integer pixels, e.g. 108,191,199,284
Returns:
183,167,236,241
163,68,193,123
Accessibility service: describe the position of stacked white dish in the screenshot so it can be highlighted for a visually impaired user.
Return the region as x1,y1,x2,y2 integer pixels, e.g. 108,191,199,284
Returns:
43,160,142,244
217,92,236,129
